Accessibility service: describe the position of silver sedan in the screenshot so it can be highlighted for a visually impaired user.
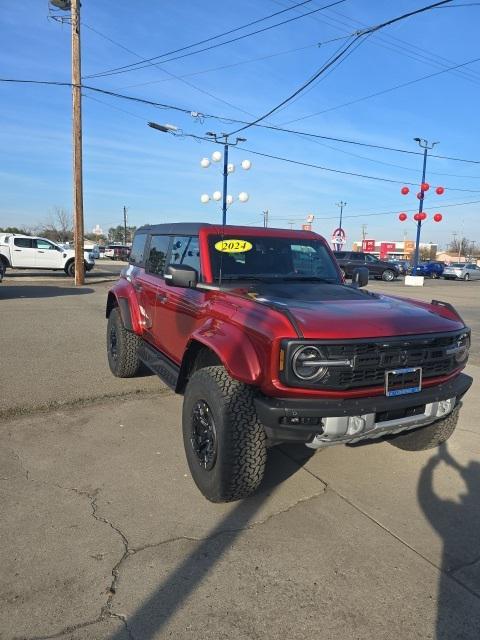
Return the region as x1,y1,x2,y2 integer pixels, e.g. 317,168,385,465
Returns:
443,262,480,281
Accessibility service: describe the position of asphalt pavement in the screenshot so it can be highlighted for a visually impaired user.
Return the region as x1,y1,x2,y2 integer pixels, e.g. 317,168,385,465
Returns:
1,274,479,639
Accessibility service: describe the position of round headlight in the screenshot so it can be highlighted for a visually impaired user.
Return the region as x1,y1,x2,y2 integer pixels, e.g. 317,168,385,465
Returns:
454,334,470,363
292,346,327,381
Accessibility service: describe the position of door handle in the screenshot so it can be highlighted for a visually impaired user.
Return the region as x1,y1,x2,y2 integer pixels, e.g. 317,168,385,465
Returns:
37,251,45,253
133,283,143,292
14,249,22,252
157,293,168,303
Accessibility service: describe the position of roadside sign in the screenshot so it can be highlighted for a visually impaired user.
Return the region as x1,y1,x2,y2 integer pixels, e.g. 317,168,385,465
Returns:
332,227,346,250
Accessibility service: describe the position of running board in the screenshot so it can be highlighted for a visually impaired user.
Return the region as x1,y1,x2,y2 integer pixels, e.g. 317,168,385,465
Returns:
138,340,180,390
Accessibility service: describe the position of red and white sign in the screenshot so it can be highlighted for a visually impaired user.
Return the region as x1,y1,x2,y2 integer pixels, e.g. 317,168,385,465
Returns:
380,242,396,260
331,227,346,249
362,239,375,252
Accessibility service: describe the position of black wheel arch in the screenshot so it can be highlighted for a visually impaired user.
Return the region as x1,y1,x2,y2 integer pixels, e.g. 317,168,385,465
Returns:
176,341,222,394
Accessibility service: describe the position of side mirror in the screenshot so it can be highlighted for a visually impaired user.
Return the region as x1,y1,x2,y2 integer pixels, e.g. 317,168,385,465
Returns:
165,264,198,288
352,266,369,288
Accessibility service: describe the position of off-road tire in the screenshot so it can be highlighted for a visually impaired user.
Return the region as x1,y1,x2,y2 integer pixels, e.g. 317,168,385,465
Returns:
388,406,460,451
106,307,142,377
382,269,395,282
183,366,267,502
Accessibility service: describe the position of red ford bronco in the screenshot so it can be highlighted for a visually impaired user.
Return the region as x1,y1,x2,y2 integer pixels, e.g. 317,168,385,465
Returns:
106,223,472,502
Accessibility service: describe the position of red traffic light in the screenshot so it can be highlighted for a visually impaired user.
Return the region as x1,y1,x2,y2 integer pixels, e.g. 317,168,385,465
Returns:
420,212,427,221
434,213,443,222
398,212,407,221
401,186,410,195
414,213,421,221
421,182,430,191
436,186,445,195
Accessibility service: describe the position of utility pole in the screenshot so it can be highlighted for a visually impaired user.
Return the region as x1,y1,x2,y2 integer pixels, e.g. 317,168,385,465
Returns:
336,201,347,230
71,0,84,285
123,206,128,244
412,138,438,271
361,224,367,240
263,210,269,228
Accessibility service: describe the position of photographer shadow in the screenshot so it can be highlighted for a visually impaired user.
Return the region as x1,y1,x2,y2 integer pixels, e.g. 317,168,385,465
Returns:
418,443,480,638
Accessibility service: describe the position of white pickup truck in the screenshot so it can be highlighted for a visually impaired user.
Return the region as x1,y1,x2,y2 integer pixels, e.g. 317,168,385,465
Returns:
0,234,95,277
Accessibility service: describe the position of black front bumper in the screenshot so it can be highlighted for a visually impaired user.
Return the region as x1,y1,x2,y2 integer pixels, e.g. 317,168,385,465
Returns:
255,373,472,443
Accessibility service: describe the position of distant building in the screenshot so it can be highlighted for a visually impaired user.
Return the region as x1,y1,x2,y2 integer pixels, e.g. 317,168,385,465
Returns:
352,239,438,261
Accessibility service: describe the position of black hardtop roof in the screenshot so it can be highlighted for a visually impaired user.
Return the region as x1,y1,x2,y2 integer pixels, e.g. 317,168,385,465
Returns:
136,222,320,236
136,222,211,235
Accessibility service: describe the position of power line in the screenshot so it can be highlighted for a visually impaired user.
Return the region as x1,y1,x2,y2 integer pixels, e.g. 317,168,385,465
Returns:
268,198,480,222
84,0,349,79
5,76,480,170
281,54,480,124
236,146,480,191
225,0,455,135
272,0,480,86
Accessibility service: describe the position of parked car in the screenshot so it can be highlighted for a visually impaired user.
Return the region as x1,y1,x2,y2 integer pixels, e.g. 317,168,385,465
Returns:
410,262,445,279
443,262,480,281
105,223,472,502
99,246,106,258
105,244,130,261
388,259,409,275
0,234,95,277
334,251,399,281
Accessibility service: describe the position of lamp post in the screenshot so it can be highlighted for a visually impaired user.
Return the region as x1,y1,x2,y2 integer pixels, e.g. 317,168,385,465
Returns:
336,201,347,232
203,133,249,225
412,138,438,270
200,133,251,224
398,139,444,279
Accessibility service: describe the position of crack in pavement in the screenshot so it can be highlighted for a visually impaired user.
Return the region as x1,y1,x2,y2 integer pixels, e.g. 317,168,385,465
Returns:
8,448,326,640
278,447,480,604
449,554,480,578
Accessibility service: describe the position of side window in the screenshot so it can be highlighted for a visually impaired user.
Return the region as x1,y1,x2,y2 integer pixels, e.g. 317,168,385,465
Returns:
146,235,170,276
365,254,378,263
129,233,147,266
170,236,201,275
35,239,56,250
351,253,363,261
13,238,33,248
335,252,346,259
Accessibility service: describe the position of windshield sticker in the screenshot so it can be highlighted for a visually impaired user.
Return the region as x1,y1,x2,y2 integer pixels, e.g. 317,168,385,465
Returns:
214,239,253,253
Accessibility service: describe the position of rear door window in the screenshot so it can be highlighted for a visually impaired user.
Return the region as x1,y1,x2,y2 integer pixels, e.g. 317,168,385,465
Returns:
13,238,33,248
146,235,170,276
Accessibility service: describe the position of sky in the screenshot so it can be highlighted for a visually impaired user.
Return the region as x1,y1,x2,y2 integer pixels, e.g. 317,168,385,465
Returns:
1,0,480,249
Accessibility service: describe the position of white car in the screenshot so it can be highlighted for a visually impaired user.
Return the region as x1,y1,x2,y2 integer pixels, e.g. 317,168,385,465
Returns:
0,234,95,277
443,262,480,281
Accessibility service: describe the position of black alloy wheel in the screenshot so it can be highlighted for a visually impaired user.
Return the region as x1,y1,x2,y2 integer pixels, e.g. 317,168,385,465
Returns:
191,400,217,471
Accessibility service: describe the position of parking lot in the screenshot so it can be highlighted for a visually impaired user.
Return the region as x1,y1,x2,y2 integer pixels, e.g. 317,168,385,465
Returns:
1,272,480,639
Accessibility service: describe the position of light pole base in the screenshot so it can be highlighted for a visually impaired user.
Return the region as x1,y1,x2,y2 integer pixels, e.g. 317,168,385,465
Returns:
405,275,425,287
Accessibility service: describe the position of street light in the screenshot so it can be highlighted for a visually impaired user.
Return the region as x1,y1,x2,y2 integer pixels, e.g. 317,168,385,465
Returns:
148,121,179,133
200,138,252,223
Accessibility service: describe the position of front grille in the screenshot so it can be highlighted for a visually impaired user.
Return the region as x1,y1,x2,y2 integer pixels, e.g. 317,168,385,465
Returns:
282,332,467,391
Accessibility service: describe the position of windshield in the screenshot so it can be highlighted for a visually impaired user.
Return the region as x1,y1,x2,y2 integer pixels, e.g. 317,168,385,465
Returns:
208,235,340,283
449,263,464,268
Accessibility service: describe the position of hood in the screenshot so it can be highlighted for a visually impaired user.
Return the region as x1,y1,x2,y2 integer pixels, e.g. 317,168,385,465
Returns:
234,282,464,339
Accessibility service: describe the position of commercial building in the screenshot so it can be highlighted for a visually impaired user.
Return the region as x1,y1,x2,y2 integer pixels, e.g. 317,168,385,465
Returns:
352,239,438,261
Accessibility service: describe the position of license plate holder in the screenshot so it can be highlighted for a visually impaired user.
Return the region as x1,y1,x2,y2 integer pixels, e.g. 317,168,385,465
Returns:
385,367,422,397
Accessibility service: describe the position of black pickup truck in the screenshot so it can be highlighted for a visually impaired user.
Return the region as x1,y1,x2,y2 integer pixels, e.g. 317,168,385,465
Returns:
334,251,399,282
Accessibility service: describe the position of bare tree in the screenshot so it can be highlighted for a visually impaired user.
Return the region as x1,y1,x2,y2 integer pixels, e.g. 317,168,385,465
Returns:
448,236,470,259
40,207,73,242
